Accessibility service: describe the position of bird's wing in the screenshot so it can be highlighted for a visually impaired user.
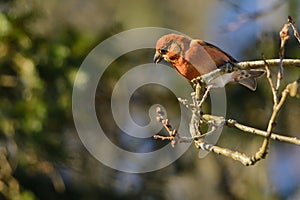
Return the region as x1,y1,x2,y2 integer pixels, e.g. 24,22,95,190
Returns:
183,40,216,75
196,40,237,64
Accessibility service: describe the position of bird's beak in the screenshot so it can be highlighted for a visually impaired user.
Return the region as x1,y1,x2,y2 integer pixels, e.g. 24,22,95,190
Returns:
153,51,163,63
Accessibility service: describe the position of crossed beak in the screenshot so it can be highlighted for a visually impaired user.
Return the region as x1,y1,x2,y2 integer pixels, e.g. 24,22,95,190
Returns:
153,51,163,63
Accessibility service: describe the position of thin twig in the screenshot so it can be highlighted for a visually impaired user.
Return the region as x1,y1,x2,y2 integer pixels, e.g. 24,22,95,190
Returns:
198,85,212,108
262,54,278,106
155,107,177,138
277,22,290,90
226,119,300,146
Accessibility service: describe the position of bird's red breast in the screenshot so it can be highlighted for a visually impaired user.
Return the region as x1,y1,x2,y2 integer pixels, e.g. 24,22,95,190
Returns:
154,34,264,90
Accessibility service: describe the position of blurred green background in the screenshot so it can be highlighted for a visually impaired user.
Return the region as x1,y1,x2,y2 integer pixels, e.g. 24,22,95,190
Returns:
0,0,300,199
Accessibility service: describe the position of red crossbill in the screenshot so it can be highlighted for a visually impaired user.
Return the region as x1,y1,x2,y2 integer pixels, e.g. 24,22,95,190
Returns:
154,34,265,90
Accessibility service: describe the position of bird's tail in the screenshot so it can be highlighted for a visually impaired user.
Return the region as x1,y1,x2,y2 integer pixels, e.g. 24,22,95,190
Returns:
235,69,265,91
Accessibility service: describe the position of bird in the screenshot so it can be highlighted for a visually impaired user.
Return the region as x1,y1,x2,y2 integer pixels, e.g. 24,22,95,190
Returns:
154,34,265,90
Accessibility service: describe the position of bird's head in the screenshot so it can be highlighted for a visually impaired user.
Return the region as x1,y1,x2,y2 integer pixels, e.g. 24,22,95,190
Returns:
154,34,191,64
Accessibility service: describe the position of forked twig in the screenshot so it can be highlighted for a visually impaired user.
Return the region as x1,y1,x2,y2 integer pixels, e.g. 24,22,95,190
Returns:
244,80,297,165
262,54,278,105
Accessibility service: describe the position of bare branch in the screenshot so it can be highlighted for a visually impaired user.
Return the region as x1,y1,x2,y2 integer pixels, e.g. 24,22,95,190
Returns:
262,54,278,105
195,141,253,166
154,74,300,165
236,59,300,69
153,16,300,166
244,77,298,164
226,119,300,146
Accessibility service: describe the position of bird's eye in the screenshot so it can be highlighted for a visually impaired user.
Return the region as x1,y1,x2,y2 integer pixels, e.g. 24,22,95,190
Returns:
159,49,168,54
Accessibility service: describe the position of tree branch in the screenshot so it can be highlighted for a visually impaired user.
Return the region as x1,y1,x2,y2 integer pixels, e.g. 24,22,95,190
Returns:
236,59,300,69
226,119,300,146
191,59,300,88
154,74,300,166
195,141,253,166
